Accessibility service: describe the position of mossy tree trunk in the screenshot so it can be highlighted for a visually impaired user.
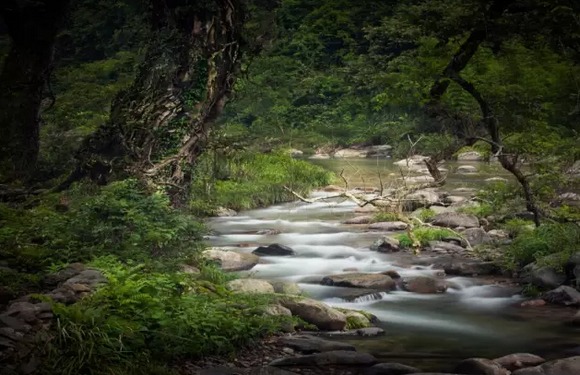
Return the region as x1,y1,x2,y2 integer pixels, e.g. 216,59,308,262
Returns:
63,0,243,206
0,0,70,182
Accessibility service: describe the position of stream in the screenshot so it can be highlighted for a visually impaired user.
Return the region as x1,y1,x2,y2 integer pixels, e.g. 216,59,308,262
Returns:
206,159,579,372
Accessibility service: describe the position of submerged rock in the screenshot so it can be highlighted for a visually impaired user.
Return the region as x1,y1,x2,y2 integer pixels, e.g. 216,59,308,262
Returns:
511,356,580,375
366,362,422,375
402,276,447,294
253,244,295,256
321,273,397,290
269,350,377,367
454,358,510,375
280,335,355,354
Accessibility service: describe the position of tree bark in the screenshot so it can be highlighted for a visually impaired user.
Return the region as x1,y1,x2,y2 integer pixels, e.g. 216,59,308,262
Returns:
0,0,70,182
60,0,244,206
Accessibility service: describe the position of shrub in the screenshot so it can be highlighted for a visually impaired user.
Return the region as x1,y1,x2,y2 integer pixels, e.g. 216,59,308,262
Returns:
502,223,580,270
417,208,436,222
372,211,401,222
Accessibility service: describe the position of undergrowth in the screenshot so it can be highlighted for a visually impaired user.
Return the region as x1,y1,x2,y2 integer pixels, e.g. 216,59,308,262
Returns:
397,226,456,247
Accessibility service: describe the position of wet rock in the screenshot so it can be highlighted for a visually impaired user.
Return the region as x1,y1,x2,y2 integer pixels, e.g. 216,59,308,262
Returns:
280,335,355,354
253,244,295,257
457,151,484,161
280,298,347,331
511,356,580,375
382,270,401,279
402,276,447,294
321,273,397,290
345,311,372,328
406,190,441,210
344,216,374,225
454,358,510,375
569,310,580,326
365,363,422,374
432,212,479,228
565,252,580,289
215,207,238,217
369,221,408,231
269,350,377,367
457,165,478,173
227,279,275,294
271,281,302,296
428,241,466,254
542,286,580,306
370,237,400,253
439,261,499,276
493,353,545,371
356,327,385,336
520,299,546,307
521,263,566,290
203,249,260,272
461,228,492,246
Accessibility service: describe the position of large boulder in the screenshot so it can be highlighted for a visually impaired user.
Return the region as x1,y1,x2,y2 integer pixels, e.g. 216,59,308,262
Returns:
512,356,580,375
227,279,275,294
369,221,409,231
454,358,510,375
321,273,397,290
493,353,545,371
280,335,355,354
402,276,447,294
370,236,400,253
461,227,492,246
521,263,566,290
542,286,580,306
432,212,479,229
253,244,295,256
457,151,484,161
280,298,347,331
203,249,260,272
269,350,377,367
406,190,441,210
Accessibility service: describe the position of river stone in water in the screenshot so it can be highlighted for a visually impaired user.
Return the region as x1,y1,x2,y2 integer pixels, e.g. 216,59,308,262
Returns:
402,276,447,294
269,350,377,367
366,363,422,375
370,237,400,253
280,335,355,354
457,165,478,173
521,263,566,290
227,279,274,294
253,244,295,256
203,249,259,271
369,221,408,231
493,353,545,371
511,356,580,375
454,358,510,375
344,215,374,224
428,241,466,254
432,212,479,228
542,285,580,306
322,273,396,290
406,190,441,210
280,298,347,331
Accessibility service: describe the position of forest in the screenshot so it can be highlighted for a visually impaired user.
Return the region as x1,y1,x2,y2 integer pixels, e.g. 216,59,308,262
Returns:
0,0,579,374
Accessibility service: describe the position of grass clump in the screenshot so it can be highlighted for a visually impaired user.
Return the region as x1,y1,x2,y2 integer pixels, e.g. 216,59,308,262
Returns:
397,226,456,248
372,211,402,223
416,208,436,222
190,150,332,214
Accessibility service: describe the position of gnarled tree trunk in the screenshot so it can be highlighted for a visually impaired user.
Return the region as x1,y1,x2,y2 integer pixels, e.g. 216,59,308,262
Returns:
0,0,70,182
61,0,243,207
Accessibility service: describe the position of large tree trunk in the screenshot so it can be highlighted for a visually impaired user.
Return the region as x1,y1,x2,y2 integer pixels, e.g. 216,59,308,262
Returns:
61,0,243,206
0,0,70,182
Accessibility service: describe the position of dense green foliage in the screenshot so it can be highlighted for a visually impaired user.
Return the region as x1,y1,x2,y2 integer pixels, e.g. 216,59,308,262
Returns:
42,257,284,375
397,227,456,248
190,150,332,213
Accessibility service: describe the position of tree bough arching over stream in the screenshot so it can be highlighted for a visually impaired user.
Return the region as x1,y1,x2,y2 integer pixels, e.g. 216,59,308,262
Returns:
0,1,579,374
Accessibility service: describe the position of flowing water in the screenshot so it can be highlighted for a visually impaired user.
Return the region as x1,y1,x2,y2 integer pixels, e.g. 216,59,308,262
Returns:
207,159,579,372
